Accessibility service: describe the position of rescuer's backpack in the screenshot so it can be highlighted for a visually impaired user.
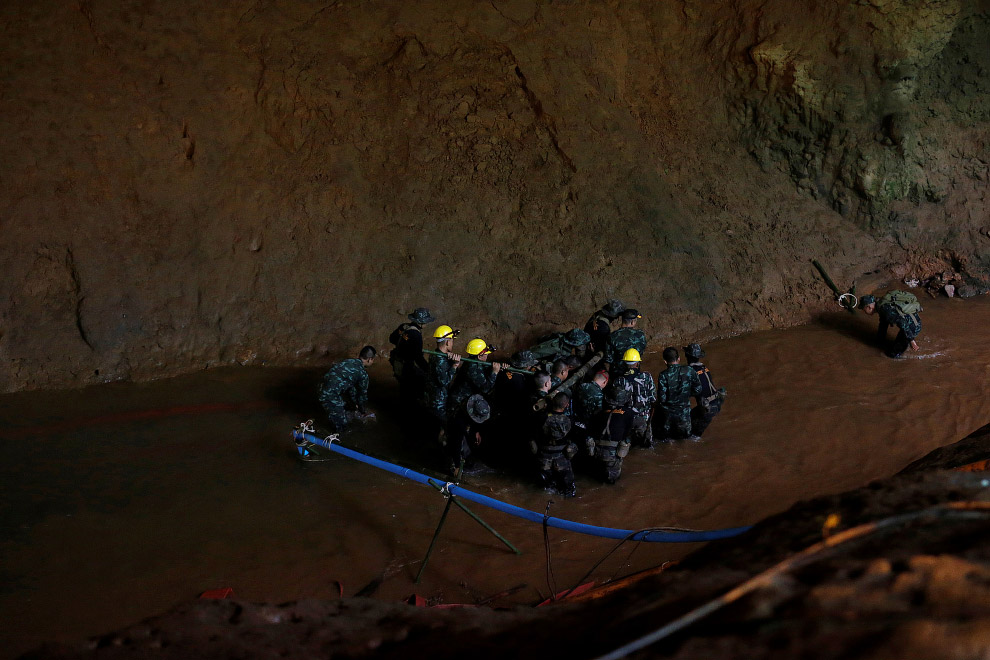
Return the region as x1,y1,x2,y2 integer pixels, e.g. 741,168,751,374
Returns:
879,290,922,317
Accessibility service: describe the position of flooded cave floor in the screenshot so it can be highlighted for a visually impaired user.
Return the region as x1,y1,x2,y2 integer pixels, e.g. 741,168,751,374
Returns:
23,424,990,660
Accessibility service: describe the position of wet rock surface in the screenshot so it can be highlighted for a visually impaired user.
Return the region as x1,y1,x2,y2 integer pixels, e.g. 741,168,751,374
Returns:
2,0,989,392
23,427,990,660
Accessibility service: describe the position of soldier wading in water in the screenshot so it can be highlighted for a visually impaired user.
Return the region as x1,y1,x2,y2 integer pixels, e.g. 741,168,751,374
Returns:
859,291,923,358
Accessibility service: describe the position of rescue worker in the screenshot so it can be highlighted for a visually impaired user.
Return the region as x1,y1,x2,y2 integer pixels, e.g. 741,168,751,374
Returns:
614,348,657,448
606,309,646,372
444,394,491,474
318,345,377,432
388,307,434,403
448,338,504,412
573,370,608,456
549,358,570,391
685,343,725,437
529,370,553,409
584,299,625,355
529,328,593,365
655,346,703,442
590,387,633,483
490,350,537,419
859,291,923,358
531,392,578,497
424,325,461,441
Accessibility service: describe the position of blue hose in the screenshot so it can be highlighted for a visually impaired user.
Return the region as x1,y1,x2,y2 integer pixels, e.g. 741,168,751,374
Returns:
295,431,751,543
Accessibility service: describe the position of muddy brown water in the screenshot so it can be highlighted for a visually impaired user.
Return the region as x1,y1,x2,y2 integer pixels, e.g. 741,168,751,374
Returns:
1,295,989,657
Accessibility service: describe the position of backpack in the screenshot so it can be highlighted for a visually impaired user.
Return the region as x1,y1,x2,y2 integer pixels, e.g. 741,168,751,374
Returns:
879,291,922,316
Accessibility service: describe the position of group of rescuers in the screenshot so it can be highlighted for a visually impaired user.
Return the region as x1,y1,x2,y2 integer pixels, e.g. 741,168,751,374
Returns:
316,289,924,498
317,299,725,498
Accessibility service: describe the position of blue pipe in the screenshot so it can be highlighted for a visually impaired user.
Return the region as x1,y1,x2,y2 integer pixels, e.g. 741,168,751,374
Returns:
295,431,751,543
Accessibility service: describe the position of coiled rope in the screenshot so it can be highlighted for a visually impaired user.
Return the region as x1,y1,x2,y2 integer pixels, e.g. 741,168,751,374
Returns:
293,427,751,543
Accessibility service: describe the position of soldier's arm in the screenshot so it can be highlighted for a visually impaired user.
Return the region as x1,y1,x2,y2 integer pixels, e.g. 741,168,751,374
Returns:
689,369,703,403
388,326,402,345
411,332,428,371
657,374,668,404
438,359,456,387
876,311,890,342
356,368,370,411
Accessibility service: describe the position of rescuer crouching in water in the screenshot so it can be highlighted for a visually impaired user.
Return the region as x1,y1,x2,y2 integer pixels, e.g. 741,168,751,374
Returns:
318,345,377,432
859,291,923,358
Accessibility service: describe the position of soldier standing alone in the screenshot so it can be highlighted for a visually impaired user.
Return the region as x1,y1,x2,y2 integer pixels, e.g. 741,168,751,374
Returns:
859,291,923,358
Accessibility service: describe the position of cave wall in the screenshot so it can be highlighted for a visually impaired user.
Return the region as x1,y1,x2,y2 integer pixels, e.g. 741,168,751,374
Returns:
1,0,988,392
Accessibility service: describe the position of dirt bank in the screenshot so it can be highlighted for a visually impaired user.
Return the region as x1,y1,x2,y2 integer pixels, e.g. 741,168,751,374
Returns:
2,0,989,392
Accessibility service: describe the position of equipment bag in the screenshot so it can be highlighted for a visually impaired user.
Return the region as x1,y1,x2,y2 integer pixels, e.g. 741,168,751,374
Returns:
879,290,922,316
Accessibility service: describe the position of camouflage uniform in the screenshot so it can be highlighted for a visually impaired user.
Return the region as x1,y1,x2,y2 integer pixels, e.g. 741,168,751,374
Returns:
877,291,923,358
318,358,369,432
529,334,572,364
607,327,647,370
615,367,657,447
529,329,591,366
584,300,625,355
448,360,498,412
655,363,702,440
584,311,614,355
572,381,604,454
388,323,427,402
425,351,458,421
444,395,491,473
533,412,577,497
591,389,633,483
689,360,722,437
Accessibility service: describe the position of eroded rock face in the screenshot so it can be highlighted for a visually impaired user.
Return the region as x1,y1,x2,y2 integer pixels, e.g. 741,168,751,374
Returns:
1,1,988,392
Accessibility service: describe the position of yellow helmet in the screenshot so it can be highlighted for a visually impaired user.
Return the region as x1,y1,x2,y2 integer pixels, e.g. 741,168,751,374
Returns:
465,338,490,356
433,325,456,340
622,348,642,362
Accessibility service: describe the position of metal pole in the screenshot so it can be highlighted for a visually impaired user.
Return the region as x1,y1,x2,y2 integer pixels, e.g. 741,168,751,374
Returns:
414,461,463,583
427,478,521,555
423,350,531,374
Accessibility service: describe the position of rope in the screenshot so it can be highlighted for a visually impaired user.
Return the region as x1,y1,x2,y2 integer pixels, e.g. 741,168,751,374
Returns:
293,429,751,543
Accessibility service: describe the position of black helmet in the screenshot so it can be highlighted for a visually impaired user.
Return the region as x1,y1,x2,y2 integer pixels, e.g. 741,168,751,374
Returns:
407,307,436,324
620,308,642,321
683,343,705,360
563,328,591,347
510,350,538,369
466,394,491,424
859,295,876,308
601,299,625,318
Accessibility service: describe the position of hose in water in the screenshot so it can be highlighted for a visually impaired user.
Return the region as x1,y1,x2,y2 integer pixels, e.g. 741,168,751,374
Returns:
294,430,751,543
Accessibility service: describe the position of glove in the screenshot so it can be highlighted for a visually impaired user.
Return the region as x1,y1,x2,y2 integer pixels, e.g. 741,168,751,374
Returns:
616,441,631,458
565,443,579,459
528,440,539,455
